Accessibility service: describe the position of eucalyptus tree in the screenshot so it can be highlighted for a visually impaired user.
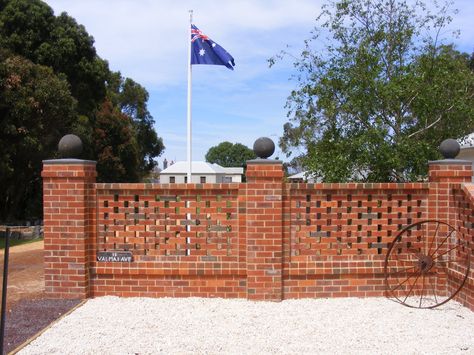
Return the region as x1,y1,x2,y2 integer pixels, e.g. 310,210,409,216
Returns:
271,0,474,182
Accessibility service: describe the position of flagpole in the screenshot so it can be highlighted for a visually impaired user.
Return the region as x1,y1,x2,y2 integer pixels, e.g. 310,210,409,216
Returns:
186,10,193,183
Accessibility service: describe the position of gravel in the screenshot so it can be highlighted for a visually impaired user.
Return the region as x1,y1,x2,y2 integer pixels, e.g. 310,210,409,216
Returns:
5,298,81,354
18,296,474,355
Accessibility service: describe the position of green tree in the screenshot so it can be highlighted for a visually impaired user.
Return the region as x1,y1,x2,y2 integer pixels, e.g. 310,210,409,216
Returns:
205,142,256,167
0,0,109,115
0,0,165,221
0,51,76,220
93,100,141,182
106,72,165,176
272,0,474,182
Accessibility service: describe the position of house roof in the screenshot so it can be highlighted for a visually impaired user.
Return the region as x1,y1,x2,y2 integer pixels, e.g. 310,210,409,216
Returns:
288,171,319,183
460,132,474,148
210,163,227,174
288,172,306,179
160,161,242,175
222,167,244,174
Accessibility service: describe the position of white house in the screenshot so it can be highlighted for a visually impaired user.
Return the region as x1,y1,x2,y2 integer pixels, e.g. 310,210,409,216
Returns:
458,133,474,182
288,171,317,183
159,161,244,183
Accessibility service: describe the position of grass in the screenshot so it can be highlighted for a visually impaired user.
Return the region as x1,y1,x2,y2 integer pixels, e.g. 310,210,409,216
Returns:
0,237,43,250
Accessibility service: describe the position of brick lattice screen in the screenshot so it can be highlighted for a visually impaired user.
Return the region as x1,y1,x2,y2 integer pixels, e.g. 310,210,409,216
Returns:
97,185,239,260
290,185,427,258
283,184,429,299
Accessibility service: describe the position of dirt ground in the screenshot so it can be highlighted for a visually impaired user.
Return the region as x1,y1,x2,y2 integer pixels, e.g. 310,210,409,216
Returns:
0,241,45,307
0,241,81,354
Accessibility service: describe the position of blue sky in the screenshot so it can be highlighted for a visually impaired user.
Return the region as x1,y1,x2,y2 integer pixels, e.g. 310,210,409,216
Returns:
45,0,474,167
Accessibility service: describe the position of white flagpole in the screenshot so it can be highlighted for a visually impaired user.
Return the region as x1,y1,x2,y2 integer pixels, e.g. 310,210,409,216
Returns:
186,10,193,183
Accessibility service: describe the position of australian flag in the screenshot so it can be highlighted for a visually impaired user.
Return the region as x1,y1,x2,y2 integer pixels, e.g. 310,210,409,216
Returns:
191,24,235,70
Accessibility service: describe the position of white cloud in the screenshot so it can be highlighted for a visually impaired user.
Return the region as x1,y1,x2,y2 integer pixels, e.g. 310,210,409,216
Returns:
44,0,474,164
45,0,323,88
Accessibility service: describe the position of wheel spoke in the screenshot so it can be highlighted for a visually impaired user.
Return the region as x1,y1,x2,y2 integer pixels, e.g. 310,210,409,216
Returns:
436,258,466,266
403,273,421,303
389,271,416,292
391,258,417,264
388,265,417,277
407,248,422,259
427,221,440,256
432,244,460,261
419,274,426,308
429,229,454,258
429,278,438,304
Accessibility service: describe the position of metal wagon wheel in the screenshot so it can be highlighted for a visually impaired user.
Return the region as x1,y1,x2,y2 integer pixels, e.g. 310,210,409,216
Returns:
384,220,471,309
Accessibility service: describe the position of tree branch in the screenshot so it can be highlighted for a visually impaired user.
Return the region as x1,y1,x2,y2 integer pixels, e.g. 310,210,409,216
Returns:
407,102,455,138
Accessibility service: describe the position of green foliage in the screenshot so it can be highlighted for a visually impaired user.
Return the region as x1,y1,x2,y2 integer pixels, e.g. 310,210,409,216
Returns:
205,141,256,167
0,51,77,220
0,235,43,249
0,0,165,221
94,100,140,182
0,0,108,114
106,73,165,176
273,0,474,182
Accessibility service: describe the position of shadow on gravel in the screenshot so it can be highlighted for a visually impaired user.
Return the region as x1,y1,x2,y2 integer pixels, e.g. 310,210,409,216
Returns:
4,298,81,354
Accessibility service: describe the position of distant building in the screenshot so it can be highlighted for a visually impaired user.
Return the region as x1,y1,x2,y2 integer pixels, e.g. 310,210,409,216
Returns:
159,161,243,183
458,133,474,182
288,171,317,183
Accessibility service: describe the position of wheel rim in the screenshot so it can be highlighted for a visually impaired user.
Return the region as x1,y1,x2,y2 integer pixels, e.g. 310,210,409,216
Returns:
384,220,471,309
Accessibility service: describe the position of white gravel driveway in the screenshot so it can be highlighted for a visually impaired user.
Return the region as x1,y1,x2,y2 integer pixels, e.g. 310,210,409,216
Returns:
19,296,474,355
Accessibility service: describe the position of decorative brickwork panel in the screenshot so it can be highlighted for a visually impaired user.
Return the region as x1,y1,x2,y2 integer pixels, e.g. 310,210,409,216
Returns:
290,184,428,259
454,185,474,248
284,183,430,299
96,185,240,263
452,184,474,309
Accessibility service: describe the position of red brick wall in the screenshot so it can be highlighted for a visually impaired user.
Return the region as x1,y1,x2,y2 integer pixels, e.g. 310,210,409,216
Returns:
42,160,97,299
429,161,473,309
246,161,284,301
42,159,474,309
283,183,428,298
91,183,246,298
452,184,474,309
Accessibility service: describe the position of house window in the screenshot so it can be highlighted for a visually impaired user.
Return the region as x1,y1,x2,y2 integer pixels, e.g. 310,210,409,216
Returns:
200,176,206,183
169,176,175,183
184,176,188,183
223,176,232,183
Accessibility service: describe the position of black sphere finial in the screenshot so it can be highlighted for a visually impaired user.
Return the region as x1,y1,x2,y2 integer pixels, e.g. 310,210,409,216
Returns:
253,137,275,159
58,134,83,158
439,139,460,159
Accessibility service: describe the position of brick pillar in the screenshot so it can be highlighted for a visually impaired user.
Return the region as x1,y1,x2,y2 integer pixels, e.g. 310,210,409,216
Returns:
245,159,284,301
42,159,97,299
428,159,472,223
428,158,472,298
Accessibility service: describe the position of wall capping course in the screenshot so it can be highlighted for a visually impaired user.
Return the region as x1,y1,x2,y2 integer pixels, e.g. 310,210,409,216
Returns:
247,159,283,165
43,159,97,165
428,159,472,165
